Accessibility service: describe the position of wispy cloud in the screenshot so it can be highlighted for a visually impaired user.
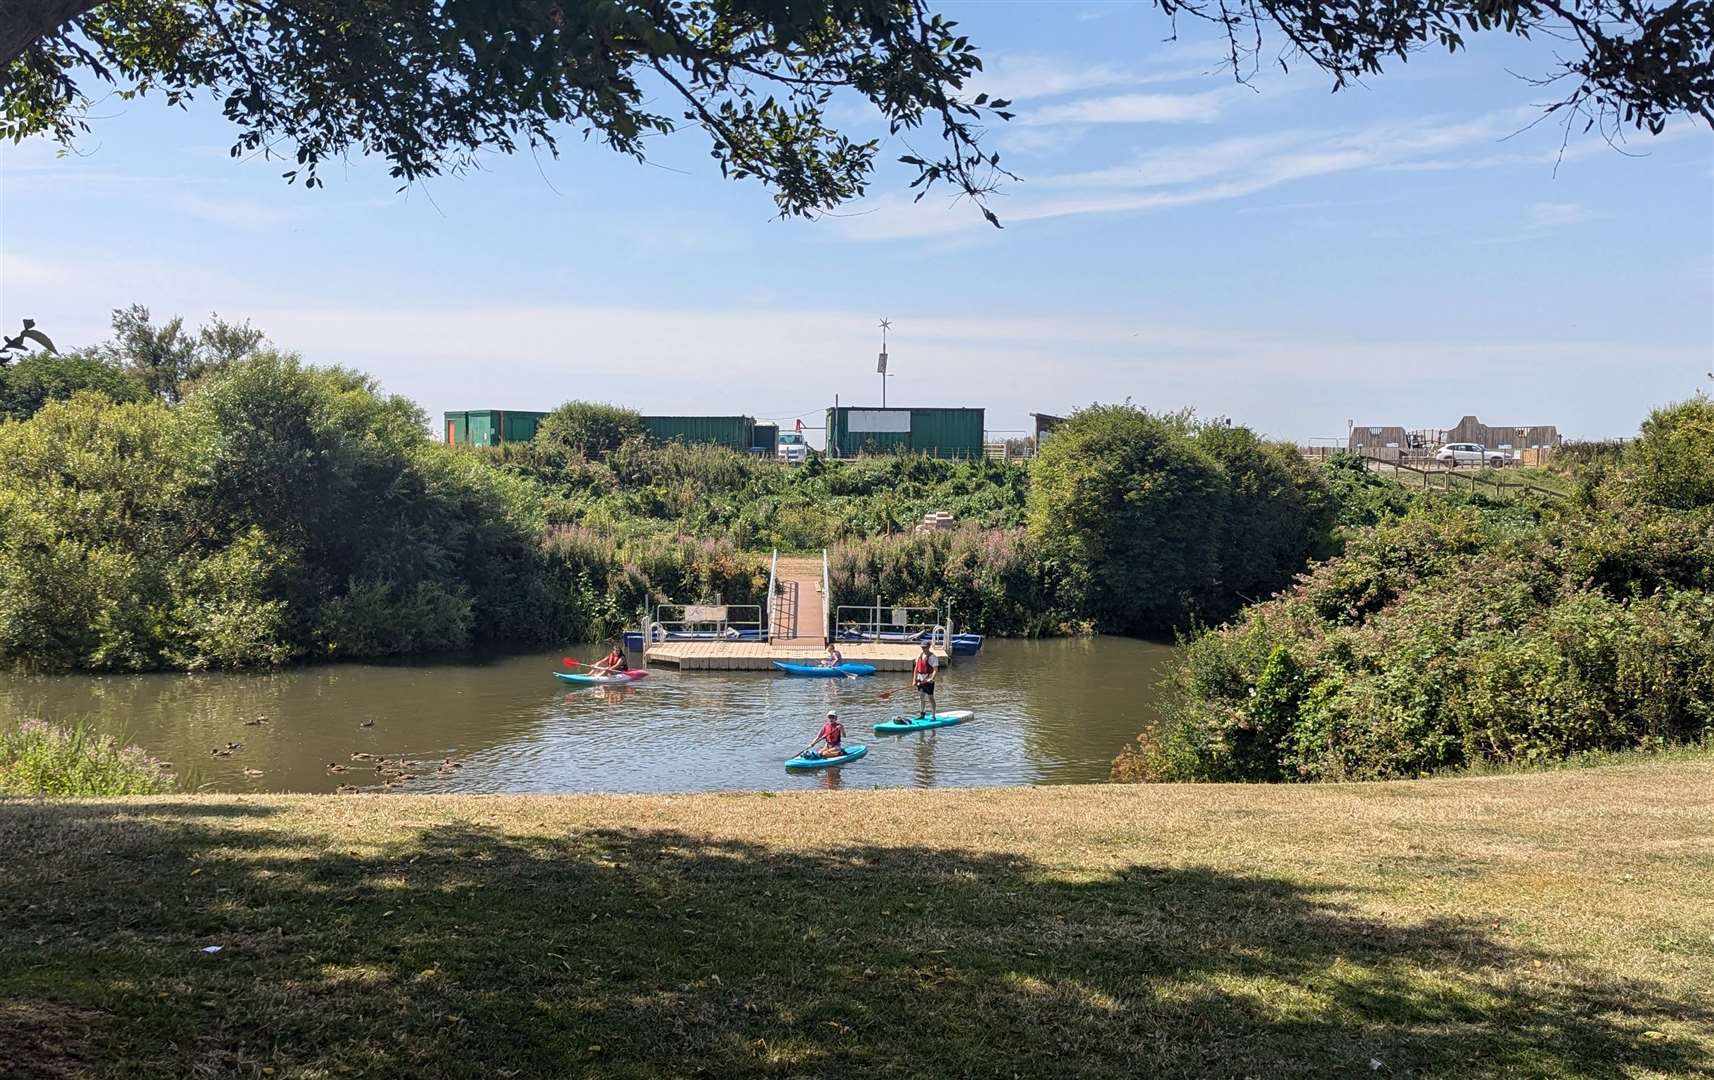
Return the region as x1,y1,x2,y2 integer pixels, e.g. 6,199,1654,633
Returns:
1022,90,1229,126
172,193,302,231
967,56,1140,102
967,44,1231,104
1523,201,1600,230
835,108,1554,240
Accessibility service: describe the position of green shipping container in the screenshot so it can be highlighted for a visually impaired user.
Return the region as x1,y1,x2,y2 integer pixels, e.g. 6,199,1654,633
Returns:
825,407,984,459
641,415,756,450
752,424,779,455
443,410,548,447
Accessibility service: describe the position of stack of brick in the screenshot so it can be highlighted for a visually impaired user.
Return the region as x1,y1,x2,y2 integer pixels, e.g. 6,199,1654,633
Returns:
916,511,955,533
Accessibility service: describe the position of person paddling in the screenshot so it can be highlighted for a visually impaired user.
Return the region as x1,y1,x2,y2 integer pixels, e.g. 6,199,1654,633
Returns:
589,643,627,676
806,710,846,758
912,642,939,719
820,643,844,669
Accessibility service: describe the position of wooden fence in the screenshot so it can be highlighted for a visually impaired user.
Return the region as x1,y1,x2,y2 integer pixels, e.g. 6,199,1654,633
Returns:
1365,460,1565,500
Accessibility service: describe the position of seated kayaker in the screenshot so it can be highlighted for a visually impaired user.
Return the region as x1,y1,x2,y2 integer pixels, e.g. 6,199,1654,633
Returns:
812,711,845,758
589,644,625,675
820,644,844,668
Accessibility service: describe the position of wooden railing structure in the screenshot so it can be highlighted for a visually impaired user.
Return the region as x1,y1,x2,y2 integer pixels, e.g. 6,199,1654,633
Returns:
1365,459,1566,500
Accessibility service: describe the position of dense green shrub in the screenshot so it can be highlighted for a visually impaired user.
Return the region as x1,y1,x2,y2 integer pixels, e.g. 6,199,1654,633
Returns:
1622,396,1714,510
0,718,177,796
0,357,574,671
1028,407,1223,633
1317,453,1425,528
829,527,1082,638
0,351,145,420
541,528,769,640
1028,407,1339,635
1122,476,1714,782
1193,426,1340,603
535,401,644,457
494,438,1031,551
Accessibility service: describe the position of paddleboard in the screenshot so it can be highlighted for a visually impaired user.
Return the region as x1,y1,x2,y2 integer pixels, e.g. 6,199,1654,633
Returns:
875,709,974,733
785,744,868,769
553,670,650,686
772,661,877,678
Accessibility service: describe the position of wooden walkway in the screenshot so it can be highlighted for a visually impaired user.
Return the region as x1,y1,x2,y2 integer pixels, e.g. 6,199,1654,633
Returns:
768,556,826,648
645,641,947,671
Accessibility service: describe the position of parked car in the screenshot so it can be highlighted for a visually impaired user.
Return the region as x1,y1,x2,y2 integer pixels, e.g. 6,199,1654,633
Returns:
777,431,809,464
1435,442,1509,468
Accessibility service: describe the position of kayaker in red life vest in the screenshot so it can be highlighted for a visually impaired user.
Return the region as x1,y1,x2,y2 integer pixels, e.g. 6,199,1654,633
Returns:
912,643,939,719
811,711,846,758
590,644,627,676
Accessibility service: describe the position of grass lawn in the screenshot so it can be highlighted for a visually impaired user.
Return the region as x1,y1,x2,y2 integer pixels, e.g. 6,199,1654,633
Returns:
4,760,1712,1078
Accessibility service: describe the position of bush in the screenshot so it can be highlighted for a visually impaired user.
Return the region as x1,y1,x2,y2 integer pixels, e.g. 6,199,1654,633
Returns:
0,351,145,420
540,528,769,642
1028,407,1338,635
1126,488,1714,783
829,527,1081,637
496,439,1031,552
0,718,177,796
535,401,644,457
1623,397,1714,510
0,357,578,670
1318,452,1424,528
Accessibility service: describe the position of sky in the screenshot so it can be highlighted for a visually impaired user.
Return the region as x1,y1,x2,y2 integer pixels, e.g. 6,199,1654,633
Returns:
2,0,1711,445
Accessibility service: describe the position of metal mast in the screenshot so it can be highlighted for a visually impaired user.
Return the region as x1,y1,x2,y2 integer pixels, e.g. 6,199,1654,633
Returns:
877,317,892,408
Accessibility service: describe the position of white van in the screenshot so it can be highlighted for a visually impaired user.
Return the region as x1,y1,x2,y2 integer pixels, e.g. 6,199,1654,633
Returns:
777,431,809,464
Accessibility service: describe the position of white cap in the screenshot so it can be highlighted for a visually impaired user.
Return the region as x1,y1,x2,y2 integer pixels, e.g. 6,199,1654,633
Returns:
826,710,838,718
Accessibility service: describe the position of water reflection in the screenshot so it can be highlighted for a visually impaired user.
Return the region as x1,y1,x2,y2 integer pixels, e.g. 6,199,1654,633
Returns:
0,639,1175,794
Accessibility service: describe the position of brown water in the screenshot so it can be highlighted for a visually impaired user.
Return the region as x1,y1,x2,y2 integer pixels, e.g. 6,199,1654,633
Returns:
0,638,1174,794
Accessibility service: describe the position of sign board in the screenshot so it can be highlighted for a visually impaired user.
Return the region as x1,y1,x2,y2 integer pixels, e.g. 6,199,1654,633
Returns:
684,605,728,623
892,607,908,627
848,409,911,433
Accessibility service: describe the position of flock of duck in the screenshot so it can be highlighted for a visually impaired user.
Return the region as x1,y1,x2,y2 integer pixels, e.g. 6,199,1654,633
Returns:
210,714,464,791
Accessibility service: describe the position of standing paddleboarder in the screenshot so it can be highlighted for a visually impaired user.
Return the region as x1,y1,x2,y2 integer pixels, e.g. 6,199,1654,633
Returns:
912,642,939,719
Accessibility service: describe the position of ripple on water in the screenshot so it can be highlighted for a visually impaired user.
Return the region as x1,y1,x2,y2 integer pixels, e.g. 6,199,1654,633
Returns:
0,639,1175,794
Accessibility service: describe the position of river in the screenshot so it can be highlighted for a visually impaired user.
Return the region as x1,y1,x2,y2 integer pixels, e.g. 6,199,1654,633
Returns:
0,639,1174,794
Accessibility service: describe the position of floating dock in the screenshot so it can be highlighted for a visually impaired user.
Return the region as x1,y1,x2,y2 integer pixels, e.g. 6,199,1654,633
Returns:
641,552,951,670
644,642,947,671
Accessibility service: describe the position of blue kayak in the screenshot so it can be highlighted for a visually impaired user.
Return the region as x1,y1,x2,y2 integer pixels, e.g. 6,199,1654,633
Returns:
772,661,877,678
785,744,868,769
553,670,649,686
874,709,974,734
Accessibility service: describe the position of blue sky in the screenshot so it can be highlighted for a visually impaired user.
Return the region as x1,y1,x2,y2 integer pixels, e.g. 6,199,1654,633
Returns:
2,0,1710,444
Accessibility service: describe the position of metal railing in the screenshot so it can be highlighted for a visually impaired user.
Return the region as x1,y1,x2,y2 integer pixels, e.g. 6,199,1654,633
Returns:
833,604,947,646
821,548,831,646
765,550,779,642
644,604,765,643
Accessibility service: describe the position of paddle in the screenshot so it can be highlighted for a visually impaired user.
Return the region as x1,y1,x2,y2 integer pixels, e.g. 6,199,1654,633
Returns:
561,657,582,668
797,735,826,759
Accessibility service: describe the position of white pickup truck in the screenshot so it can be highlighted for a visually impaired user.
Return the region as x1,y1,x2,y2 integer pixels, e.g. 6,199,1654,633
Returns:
777,431,809,464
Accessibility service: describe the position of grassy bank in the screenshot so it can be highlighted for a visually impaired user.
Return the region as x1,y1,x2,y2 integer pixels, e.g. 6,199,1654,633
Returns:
4,762,1712,1078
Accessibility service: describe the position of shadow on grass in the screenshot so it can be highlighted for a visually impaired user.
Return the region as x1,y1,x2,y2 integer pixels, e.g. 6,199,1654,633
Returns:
1,803,1706,1079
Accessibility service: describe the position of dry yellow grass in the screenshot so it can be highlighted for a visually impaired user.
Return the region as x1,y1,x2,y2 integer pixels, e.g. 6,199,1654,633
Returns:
4,759,1712,1078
